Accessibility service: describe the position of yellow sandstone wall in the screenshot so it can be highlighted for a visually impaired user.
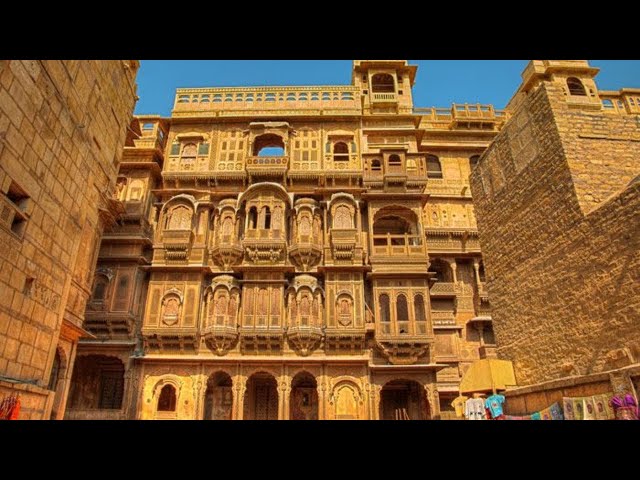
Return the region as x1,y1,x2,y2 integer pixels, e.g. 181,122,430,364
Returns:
0,60,138,418
470,70,640,386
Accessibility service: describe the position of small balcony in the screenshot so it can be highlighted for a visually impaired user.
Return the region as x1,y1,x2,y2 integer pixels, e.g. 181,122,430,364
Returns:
375,335,433,365
239,325,285,353
324,327,367,354
371,234,426,257
211,235,243,270
372,92,397,104
328,228,361,264
84,311,137,338
429,282,458,298
431,311,456,327
202,324,239,356
242,229,287,265
245,156,288,181
287,325,323,356
141,326,198,351
289,238,322,271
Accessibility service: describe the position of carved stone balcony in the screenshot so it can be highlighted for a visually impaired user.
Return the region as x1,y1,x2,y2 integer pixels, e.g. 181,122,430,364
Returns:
289,236,322,271
431,310,457,327
375,335,433,365
202,324,239,356
84,311,136,338
329,228,362,265
141,326,198,351
372,92,397,104
211,236,243,270
245,156,289,182
425,228,481,254
324,327,366,354
162,229,192,260
239,325,285,353
287,325,323,356
242,229,287,265
371,234,427,258
429,282,458,298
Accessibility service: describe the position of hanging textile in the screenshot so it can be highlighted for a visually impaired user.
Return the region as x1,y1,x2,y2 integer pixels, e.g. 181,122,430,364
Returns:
451,395,468,419
0,394,21,420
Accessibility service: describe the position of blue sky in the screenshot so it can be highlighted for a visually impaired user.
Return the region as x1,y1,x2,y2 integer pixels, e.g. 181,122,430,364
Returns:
134,60,640,116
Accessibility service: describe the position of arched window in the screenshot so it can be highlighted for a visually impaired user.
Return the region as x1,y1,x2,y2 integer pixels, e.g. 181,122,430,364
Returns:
254,134,285,156
182,143,197,157
263,206,271,229
379,294,390,323
248,207,258,229
396,294,409,334
426,155,443,179
470,155,480,170
371,74,395,93
388,154,401,166
333,142,349,162
414,294,426,323
48,350,61,391
567,77,587,96
92,276,109,301
371,159,382,171
158,385,177,412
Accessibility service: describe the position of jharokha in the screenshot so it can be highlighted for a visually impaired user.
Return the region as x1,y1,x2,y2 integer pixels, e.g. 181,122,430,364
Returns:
0,60,638,420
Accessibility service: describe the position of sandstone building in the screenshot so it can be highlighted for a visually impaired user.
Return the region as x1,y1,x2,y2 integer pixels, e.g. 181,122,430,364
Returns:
470,60,640,413
0,60,139,419
66,60,502,420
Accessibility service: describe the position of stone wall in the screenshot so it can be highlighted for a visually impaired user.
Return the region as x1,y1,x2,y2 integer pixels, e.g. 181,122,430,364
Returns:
470,75,640,386
0,60,138,418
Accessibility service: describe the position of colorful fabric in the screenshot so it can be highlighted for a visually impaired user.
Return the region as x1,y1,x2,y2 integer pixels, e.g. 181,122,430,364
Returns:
583,397,596,420
530,412,542,420
615,406,639,421
610,394,639,420
465,397,487,420
451,395,468,418
549,402,564,420
485,394,506,419
593,395,611,420
539,406,552,420
573,398,585,420
563,397,575,420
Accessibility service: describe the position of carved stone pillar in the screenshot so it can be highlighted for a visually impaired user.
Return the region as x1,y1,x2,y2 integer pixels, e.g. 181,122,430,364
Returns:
473,259,481,288
318,379,327,420
424,383,441,420
278,376,291,420
232,374,246,420
194,375,206,420
371,384,382,420
447,259,458,284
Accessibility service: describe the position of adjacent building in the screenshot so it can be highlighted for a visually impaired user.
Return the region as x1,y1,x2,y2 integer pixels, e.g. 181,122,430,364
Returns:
0,60,139,419
470,60,640,413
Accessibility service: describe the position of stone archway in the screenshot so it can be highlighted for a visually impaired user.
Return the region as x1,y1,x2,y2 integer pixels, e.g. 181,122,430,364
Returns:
67,355,125,411
243,372,279,420
290,371,318,420
204,371,233,420
379,379,429,420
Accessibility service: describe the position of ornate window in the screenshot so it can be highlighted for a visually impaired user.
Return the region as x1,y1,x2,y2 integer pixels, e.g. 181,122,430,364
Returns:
333,142,349,162
380,294,391,324
248,207,258,229
337,294,353,326
396,294,409,334
567,77,587,96
162,293,182,326
92,276,109,301
158,385,177,412
414,294,426,323
426,155,443,179
388,154,401,166
181,143,197,170
371,159,382,171
371,74,395,93
333,205,353,229
128,179,144,202
262,206,271,229
165,204,193,231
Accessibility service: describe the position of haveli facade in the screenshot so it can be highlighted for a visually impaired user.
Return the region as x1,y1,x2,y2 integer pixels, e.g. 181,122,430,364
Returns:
65,60,505,420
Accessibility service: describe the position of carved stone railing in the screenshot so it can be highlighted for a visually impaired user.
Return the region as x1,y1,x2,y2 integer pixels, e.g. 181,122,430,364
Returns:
425,228,481,253
142,326,198,350
328,228,362,265
429,282,458,297
371,234,426,257
431,311,456,326
239,325,285,353
173,86,361,117
375,334,434,365
289,237,322,271
415,104,508,130
372,92,397,103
